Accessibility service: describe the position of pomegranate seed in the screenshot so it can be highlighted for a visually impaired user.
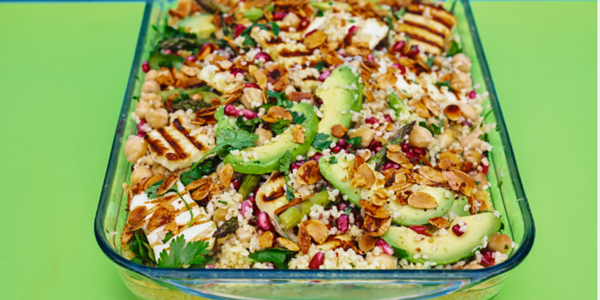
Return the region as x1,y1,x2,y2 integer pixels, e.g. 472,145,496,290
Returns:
311,153,323,162
412,147,426,156
257,212,273,231
481,250,495,266
290,161,304,171
374,146,383,152
332,146,342,153
234,24,246,38
382,162,392,171
337,202,348,212
305,29,317,37
254,52,272,62
400,143,410,152
383,115,393,123
224,104,240,117
407,46,419,57
231,178,242,190
240,200,252,217
186,55,196,62
409,225,428,235
348,25,358,35
299,18,310,31
391,63,406,75
245,83,261,89
205,264,215,269
137,119,146,135
375,239,394,255
241,109,258,120
273,11,287,21
452,224,464,237
367,54,374,62
405,151,420,161
365,117,379,125
141,61,150,73
230,68,244,76
336,139,348,148
482,164,489,176
469,90,477,99
392,41,406,52
247,195,256,204
318,70,332,81
164,49,172,55
336,215,349,233
369,140,382,149
390,163,400,169
308,252,324,269
315,97,324,105
462,120,473,127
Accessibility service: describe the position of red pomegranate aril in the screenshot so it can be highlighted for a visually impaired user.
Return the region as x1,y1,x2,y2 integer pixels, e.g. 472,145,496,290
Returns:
412,147,426,156
186,55,196,62
164,49,172,55
254,52,272,62
141,61,150,73
397,64,407,75
230,68,244,76
309,252,324,269
137,119,146,135
382,162,393,171
332,146,342,153
318,70,332,81
241,109,258,120
365,117,379,125
405,151,420,161
367,54,374,62
374,146,383,152
469,90,477,99
481,250,495,266
247,195,256,204
409,225,428,235
315,97,323,105
245,82,261,89
348,25,358,35
305,29,317,37
231,178,242,190
290,161,304,171
383,115,393,123
273,11,287,21
452,224,464,237
205,264,215,269
240,200,253,217
257,212,273,231
224,104,240,117
375,239,394,255
311,152,323,162
336,139,348,148
461,120,473,127
407,46,419,57
400,143,410,152
337,202,348,212
369,140,382,149
390,163,400,169
482,164,489,176
392,40,406,52
336,214,349,233
234,24,246,38
299,18,310,31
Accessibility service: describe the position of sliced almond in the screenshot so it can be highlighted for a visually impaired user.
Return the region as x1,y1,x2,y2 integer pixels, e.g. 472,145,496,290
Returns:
377,72,397,90
356,164,376,188
316,237,343,251
304,219,328,244
185,177,212,191
191,181,212,200
358,234,377,252
144,174,165,192
292,125,305,144
361,60,381,72
453,170,476,196
304,30,327,49
371,188,389,206
262,106,293,123
407,192,438,209
415,101,431,119
264,64,289,91
147,206,175,232
413,173,436,186
359,199,391,219
422,96,442,116
429,217,450,229
363,215,392,237
331,124,347,138
387,144,401,153
386,150,411,166
444,105,461,121
298,222,311,254
389,182,413,193
219,164,234,188
128,205,147,225
417,166,448,184
321,45,345,65
287,91,313,102
258,231,275,248
438,159,458,171
277,237,300,251
297,161,322,185
157,173,179,196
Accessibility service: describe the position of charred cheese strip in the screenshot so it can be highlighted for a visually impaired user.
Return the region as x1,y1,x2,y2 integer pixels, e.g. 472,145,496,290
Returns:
397,3,457,55
252,30,321,68
144,119,214,171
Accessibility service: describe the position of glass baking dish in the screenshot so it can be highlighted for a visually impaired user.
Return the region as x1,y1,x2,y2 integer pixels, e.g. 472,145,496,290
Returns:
94,0,535,299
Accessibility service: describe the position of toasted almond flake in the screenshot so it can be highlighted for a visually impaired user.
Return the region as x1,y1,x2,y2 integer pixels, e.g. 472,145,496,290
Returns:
386,150,411,166
415,101,431,119
377,72,398,90
438,159,458,171
444,105,462,121
191,181,212,200
298,222,311,254
413,173,436,187
316,238,344,251
356,164,376,188
321,45,345,66
363,215,392,237
262,106,293,123
330,124,348,138
398,56,416,69
157,173,179,196
144,174,165,191
258,231,275,248
429,217,450,229
389,182,413,193
360,199,391,219
453,170,476,196
264,64,289,91
387,144,401,153
274,194,312,215
147,206,175,232
417,166,448,183
287,91,313,102
408,191,438,209
304,30,327,49
358,234,377,252
422,96,442,116
371,188,389,206
277,237,300,251
297,161,322,184
219,164,234,188
251,68,268,90
361,60,381,72
128,205,147,225
185,177,212,191
292,125,305,144
304,219,328,244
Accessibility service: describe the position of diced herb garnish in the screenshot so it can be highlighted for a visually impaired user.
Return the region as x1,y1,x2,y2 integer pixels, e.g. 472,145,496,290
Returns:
347,137,362,147
129,230,156,266
157,235,210,268
291,111,306,124
218,200,228,205
446,40,463,57
190,128,258,171
286,188,295,201
266,90,293,108
270,118,292,135
426,55,435,68
180,156,219,186
279,151,292,175
148,52,184,70
435,81,454,92
329,156,338,164
248,248,297,269
311,133,331,151
313,61,324,71
236,116,262,133
162,232,174,243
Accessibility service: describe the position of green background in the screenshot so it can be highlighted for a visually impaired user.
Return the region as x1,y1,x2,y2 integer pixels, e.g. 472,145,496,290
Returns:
0,1,596,299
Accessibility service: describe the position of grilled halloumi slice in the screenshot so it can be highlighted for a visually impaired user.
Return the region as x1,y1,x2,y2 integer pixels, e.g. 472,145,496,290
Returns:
251,30,321,68
144,118,215,171
198,65,236,92
397,4,457,56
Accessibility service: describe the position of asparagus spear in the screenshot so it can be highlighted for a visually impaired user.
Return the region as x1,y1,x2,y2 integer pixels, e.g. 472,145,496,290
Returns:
278,191,329,231
239,174,262,200
368,121,415,168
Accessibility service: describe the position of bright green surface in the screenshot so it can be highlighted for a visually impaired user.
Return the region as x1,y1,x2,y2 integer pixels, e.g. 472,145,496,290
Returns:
0,1,596,300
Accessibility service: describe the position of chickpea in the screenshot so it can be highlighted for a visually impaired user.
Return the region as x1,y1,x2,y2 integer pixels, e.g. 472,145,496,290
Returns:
141,80,160,93
461,130,482,149
241,88,264,109
437,128,455,148
452,53,472,73
471,172,488,187
130,166,152,185
236,226,256,244
366,253,397,269
408,125,433,148
459,104,478,121
254,128,273,146
213,207,229,224
488,233,513,254
284,84,296,95
145,69,158,82
146,108,169,129
450,71,471,92
134,100,150,119
141,93,163,108
464,149,482,165
282,13,300,28
151,164,168,176
463,263,484,270
433,55,445,67
124,136,147,163
348,127,375,148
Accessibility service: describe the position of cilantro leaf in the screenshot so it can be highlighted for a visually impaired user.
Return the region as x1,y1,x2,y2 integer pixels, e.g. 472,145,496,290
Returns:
279,151,292,174
148,52,184,70
248,248,296,269
430,117,444,135
266,90,293,108
190,128,258,171
291,111,306,124
162,232,173,243
270,118,292,135
435,81,454,92
347,137,362,147
157,235,210,268
313,61,324,71
419,121,434,135
426,55,435,68
286,188,295,201
446,40,463,57
129,230,156,265
269,22,280,37
180,156,219,186
236,116,262,133
329,156,338,164
311,133,331,151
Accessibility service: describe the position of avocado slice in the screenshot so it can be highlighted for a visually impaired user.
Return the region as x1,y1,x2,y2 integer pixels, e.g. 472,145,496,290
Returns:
388,186,454,226
177,14,216,38
309,1,352,11
278,191,329,231
318,156,369,206
382,212,501,265
449,196,470,217
223,103,319,174
315,66,362,142
388,92,409,116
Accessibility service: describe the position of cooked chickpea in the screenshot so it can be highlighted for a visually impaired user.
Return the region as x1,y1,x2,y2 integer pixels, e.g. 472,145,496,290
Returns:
450,71,471,92
282,12,300,28
141,93,163,108
433,55,445,67
254,128,273,146
130,166,152,185
463,263,484,270
213,207,229,224
348,127,375,147
452,53,472,73
150,164,168,176
461,130,483,149
408,125,433,148
146,108,169,129
459,104,478,121
236,226,257,244
366,253,397,269
141,80,160,93
134,100,150,119
124,136,147,163
145,69,158,81
488,233,513,254
437,129,455,148
241,88,264,109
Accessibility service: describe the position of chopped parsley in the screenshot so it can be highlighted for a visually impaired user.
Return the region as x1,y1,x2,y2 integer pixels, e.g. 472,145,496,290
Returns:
147,52,183,70
236,116,262,133
311,133,331,151
248,248,297,269
266,90,293,108
446,40,463,57
291,111,306,124
347,137,362,147
218,200,228,205
129,230,155,266
313,61,325,71
279,151,293,175
162,232,173,243
157,235,210,268
190,128,258,171
329,156,338,164
435,81,454,92
270,118,292,135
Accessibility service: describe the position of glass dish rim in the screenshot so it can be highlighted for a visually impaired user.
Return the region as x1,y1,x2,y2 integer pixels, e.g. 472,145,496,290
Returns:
94,0,535,283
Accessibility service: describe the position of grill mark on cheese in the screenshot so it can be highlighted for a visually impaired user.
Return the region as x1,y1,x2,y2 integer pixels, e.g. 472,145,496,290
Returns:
173,118,206,152
406,33,441,49
407,4,456,29
403,20,446,38
145,135,168,156
157,127,189,160
279,49,313,57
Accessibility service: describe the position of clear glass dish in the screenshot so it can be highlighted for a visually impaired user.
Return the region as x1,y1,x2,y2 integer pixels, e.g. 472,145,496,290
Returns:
94,0,535,299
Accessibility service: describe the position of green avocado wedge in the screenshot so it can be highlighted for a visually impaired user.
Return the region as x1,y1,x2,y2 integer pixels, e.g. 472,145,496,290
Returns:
177,14,217,38
388,186,454,226
278,191,329,231
449,196,470,217
318,156,368,206
224,103,318,174
382,212,501,265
